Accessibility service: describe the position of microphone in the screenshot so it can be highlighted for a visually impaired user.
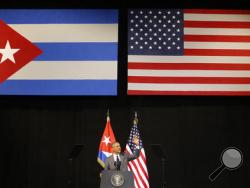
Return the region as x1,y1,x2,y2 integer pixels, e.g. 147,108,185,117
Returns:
114,156,121,171
117,160,121,171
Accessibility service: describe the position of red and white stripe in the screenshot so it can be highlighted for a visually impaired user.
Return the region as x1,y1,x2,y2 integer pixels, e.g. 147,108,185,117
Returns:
128,9,250,95
125,145,149,188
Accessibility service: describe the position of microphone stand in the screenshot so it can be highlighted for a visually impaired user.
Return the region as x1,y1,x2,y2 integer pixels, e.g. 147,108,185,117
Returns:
114,161,117,171
151,144,167,188
67,144,83,188
161,158,167,188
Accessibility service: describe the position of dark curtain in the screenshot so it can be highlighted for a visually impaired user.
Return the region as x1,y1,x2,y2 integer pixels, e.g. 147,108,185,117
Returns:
1,97,249,188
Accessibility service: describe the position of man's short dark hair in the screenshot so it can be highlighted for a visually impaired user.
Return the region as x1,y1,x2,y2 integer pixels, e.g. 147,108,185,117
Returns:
111,142,120,148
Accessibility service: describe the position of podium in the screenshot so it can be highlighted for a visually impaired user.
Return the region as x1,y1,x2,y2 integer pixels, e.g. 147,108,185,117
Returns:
100,170,134,188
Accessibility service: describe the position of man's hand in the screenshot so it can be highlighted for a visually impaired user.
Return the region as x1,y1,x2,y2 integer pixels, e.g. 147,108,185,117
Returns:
133,136,139,146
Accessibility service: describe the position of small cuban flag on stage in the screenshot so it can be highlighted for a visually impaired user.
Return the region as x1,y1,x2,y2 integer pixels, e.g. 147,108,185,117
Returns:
97,111,116,168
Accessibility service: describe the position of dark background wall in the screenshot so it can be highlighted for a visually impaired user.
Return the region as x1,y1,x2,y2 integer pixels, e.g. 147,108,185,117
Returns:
1,0,250,188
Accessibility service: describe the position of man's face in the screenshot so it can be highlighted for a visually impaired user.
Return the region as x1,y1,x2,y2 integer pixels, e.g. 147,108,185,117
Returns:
112,142,121,154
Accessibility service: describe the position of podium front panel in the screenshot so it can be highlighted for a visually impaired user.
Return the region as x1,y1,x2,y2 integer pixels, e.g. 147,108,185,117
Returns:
100,170,134,188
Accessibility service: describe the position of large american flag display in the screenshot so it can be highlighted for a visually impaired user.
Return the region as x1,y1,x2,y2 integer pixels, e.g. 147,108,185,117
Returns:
125,115,149,188
128,9,250,95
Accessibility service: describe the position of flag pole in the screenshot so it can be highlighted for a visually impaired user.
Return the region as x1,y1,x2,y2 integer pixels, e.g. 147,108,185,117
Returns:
107,109,110,122
134,111,138,125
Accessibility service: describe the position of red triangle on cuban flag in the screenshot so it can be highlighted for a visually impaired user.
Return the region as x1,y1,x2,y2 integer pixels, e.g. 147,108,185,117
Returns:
99,116,116,153
0,20,42,83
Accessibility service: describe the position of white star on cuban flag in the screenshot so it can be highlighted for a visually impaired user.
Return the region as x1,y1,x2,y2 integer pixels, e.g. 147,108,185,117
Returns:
101,136,111,146
0,40,20,64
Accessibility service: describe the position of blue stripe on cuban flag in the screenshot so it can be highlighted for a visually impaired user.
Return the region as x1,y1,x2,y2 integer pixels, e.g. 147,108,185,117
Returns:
98,151,108,164
0,9,118,24
0,9,118,96
35,43,118,61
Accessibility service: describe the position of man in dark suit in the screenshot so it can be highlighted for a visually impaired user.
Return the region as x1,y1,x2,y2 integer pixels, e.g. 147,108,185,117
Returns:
104,136,140,171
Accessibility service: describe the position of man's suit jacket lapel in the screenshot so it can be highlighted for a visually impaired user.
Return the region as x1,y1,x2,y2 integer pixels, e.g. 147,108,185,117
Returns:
120,154,124,163
109,154,114,169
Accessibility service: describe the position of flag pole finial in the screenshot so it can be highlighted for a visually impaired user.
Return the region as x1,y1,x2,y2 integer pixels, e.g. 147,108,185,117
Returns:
133,111,138,125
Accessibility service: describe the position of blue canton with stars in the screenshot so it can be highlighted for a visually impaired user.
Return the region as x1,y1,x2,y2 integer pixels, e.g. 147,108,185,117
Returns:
127,124,143,153
128,9,184,55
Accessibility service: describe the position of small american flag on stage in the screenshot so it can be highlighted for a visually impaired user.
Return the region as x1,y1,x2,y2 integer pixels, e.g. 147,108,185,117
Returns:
128,9,250,96
125,113,149,188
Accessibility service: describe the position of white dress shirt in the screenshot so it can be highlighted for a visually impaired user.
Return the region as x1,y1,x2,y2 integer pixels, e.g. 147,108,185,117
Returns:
113,154,120,161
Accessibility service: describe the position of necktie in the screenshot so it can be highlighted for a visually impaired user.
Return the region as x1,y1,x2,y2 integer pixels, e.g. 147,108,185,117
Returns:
116,155,120,170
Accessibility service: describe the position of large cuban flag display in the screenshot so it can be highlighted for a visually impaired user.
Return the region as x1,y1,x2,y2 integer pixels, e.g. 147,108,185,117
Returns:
0,9,118,95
